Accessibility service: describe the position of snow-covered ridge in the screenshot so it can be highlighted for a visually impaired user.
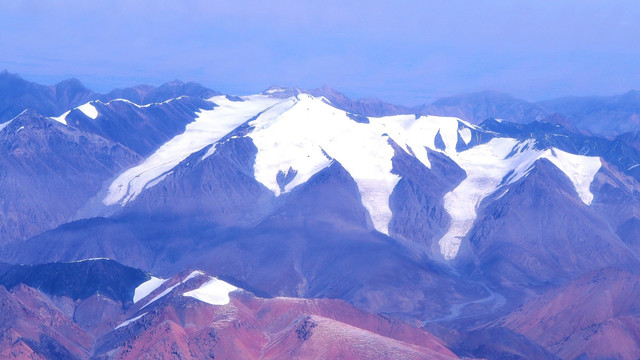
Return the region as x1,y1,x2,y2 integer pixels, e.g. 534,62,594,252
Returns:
248,94,476,234
49,97,189,126
64,257,111,263
93,91,601,245
0,119,14,131
139,270,207,309
438,139,601,260
1,109,29,130
49,101,98,125
133,276,167,303
102,95,283,206
115,312,147,330
103,96,187,108
99,92,476,234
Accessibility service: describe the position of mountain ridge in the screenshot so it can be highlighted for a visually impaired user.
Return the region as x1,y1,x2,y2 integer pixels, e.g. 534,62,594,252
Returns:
2,71,640,358
3,70,640,136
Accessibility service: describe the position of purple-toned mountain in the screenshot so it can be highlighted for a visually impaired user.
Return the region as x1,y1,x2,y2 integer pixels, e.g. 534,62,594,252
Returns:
5,92,640,333
0,110,138,244
0,94,230,245
538,90,640,136
0,71,94,123
420,90,548,124
100,79,220,105
497,267,640,359
0,70,219,125
2,74,640,358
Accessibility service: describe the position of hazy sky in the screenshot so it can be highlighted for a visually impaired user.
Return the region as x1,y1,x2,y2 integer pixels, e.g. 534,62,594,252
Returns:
1,0,639,105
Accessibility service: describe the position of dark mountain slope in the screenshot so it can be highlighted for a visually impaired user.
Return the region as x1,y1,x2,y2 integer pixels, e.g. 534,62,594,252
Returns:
0,259,148,304
65,97,215,156
463,160,639,299
0,111,139,245
388,141,466,254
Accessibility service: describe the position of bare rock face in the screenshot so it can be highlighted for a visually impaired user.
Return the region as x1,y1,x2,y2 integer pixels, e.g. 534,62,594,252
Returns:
74,295,125,337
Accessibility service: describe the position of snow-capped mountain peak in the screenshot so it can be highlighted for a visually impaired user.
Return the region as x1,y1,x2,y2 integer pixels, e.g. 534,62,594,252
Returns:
248,93,476,234
95,91,602,241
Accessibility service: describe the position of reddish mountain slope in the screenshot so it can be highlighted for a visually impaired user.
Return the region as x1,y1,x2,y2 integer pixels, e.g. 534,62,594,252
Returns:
0,285,94,359
0,264,459,360
96,271,459,359
498,268,640,359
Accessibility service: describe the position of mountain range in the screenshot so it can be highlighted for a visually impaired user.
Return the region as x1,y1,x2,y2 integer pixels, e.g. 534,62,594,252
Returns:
1,70,640,359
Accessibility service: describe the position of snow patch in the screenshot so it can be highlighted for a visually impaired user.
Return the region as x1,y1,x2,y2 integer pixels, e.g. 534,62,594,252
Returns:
139,270,209,309
540,148,601,205
115,313,147,330
0,120,12,131
52,101,102,124
265,88,286,94
183,277,237,306
133,277,167,303
140,283,179,309
50,110,70,125
64,257,110,263
77,102,99,119
459,127,472,144
183,270,206,282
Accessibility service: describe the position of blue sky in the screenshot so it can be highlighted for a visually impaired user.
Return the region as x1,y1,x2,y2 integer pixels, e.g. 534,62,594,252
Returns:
1,0,639,105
